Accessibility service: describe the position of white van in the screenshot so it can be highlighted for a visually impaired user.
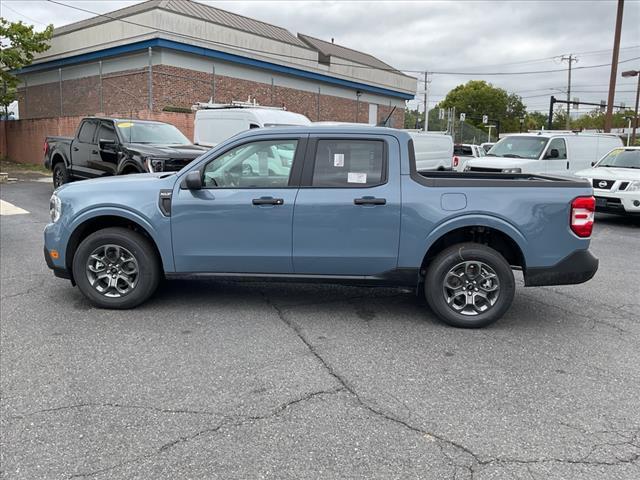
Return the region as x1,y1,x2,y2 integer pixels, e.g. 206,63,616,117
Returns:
193,103,311,147
409,132,454,171
464,132,623,175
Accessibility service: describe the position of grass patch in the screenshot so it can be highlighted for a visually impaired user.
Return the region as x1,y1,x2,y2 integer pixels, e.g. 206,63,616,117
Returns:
0,158,49,174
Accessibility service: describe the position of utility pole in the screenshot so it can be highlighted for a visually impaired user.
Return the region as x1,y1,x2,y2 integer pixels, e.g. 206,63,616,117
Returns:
561,54,578,129
605,0,624,132
423,71,431,132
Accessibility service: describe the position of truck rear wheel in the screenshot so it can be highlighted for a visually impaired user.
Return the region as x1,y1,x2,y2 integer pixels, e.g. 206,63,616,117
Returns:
425,243,515,328
72,227,160,309
53,162,69,189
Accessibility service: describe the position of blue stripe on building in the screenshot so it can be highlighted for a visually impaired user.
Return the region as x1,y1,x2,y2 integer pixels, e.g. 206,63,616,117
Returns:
17,38,414,100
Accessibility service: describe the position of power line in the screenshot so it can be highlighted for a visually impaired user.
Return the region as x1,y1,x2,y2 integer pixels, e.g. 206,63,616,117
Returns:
1,2,50,26
44,0,640,78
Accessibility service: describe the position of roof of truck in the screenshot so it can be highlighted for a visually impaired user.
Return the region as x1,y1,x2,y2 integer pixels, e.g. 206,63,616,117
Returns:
82,117,170,125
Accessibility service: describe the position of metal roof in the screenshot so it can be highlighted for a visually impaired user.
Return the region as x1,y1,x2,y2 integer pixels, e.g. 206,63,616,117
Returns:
298,33,404,74
53,0,308,48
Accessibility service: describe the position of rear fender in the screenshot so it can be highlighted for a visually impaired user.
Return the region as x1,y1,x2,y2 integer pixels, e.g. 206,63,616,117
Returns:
419,214,529,265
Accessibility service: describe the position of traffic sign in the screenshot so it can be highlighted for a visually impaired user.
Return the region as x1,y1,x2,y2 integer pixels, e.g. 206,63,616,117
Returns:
482,115,488,124
439,108,445,120
460,113,466,121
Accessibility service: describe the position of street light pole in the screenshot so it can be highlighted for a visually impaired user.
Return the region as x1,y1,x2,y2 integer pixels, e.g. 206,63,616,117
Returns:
604,0,624,132
622,70,640,144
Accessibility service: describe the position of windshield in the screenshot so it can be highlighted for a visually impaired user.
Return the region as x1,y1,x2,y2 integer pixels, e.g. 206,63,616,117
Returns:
116,121,191,145
597,149,640,169
487,136,548,159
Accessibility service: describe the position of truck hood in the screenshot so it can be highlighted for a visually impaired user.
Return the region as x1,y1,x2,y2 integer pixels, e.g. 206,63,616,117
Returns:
125,143,208,159
575,166,640,181
466,156,535,169
55,172,176,195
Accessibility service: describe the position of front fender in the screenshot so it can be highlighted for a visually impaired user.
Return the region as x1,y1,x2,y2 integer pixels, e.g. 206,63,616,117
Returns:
65,206,174,271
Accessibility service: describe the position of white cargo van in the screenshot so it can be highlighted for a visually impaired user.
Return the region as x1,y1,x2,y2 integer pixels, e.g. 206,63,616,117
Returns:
464,132,623,175
408,132,454,171
193,103,311,147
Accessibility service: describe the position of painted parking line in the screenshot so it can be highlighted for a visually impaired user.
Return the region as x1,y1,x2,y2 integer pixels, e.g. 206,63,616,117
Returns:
0,199,30,216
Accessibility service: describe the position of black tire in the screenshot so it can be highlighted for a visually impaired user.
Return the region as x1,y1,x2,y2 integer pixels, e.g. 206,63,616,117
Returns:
424,243,515,328
72,227,160,309
53,162,69,189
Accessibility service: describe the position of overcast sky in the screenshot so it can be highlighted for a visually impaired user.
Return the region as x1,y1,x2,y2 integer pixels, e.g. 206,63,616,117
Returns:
2,0,639,115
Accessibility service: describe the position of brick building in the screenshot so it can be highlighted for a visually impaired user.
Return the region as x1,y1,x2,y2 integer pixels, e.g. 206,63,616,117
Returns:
15,0,415,128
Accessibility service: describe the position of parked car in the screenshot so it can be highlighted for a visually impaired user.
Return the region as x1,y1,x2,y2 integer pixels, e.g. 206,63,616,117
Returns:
452,143,485,171
465,132,623,175
481,142,495,153
44,126,598,329
193,103,311,147
409,132,454,171
44,117,207,188
575,146,640,215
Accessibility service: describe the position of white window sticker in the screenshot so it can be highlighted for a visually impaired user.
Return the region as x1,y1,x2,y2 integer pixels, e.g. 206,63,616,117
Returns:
347,172,367,184
333,153,344,167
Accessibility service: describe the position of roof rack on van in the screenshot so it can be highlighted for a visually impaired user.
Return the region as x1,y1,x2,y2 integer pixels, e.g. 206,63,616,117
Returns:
191,97,286,111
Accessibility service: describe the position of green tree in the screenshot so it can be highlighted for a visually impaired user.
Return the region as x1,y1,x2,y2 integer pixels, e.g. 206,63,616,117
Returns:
0,18,53,115
439,80,527,134
404,107,424,129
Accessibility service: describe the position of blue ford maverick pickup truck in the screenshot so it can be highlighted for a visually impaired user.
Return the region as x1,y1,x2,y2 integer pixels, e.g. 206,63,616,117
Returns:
44,126,598,328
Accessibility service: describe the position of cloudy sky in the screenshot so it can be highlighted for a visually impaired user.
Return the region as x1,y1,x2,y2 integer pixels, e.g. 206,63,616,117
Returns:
2,0,639,115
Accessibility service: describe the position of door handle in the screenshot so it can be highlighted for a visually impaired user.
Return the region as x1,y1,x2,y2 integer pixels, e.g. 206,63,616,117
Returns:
354,197,386,205
73,147,79,151
92,150,98,154
252,197,284,206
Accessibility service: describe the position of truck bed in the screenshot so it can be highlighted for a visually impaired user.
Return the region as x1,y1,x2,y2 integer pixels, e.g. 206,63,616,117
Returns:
414,170,590,188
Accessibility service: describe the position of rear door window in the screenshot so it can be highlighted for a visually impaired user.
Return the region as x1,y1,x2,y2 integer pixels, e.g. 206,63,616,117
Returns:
311,140,386,187
77,121,97,143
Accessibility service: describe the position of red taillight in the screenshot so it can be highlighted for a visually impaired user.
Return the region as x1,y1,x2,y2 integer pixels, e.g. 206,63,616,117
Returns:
452,156,459,168
43,141,49,154
570,196,595,237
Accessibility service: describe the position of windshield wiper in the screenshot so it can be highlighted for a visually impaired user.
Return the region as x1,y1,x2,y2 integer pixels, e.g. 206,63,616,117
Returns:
486,153,497,157
502,153,523,158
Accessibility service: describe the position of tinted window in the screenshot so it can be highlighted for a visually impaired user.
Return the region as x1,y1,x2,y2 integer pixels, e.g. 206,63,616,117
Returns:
98,122,118,143
312,140,385,187
546,138,567,159
203,139,297,188
454,145,473,156
77,121,97,143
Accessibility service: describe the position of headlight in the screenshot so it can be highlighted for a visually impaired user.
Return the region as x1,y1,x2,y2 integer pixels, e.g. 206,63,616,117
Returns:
502,168,522,174
145,158,165,173
49,194,62,223
626,181,640,192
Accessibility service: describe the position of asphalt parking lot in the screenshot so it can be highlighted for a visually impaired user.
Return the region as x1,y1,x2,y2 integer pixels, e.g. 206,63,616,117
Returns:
1,176,639,480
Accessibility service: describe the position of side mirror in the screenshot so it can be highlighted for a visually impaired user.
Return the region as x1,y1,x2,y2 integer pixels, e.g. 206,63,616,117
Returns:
99,138,116,150
546,148,559,159
591,161,595,167
181,170,202,190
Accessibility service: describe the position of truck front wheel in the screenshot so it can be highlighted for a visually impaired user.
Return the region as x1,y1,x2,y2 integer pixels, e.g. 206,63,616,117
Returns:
53,162,69,188
425,243,515,328
72,227,161,309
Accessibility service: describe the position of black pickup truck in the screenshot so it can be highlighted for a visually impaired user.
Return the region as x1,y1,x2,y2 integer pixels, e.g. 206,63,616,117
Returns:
44,117,207,188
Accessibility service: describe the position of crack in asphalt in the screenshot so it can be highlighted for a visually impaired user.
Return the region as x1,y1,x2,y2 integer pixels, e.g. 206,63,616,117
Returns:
261,291,640,476
519,290,636,335
12,402,222,419
64,388,343,479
